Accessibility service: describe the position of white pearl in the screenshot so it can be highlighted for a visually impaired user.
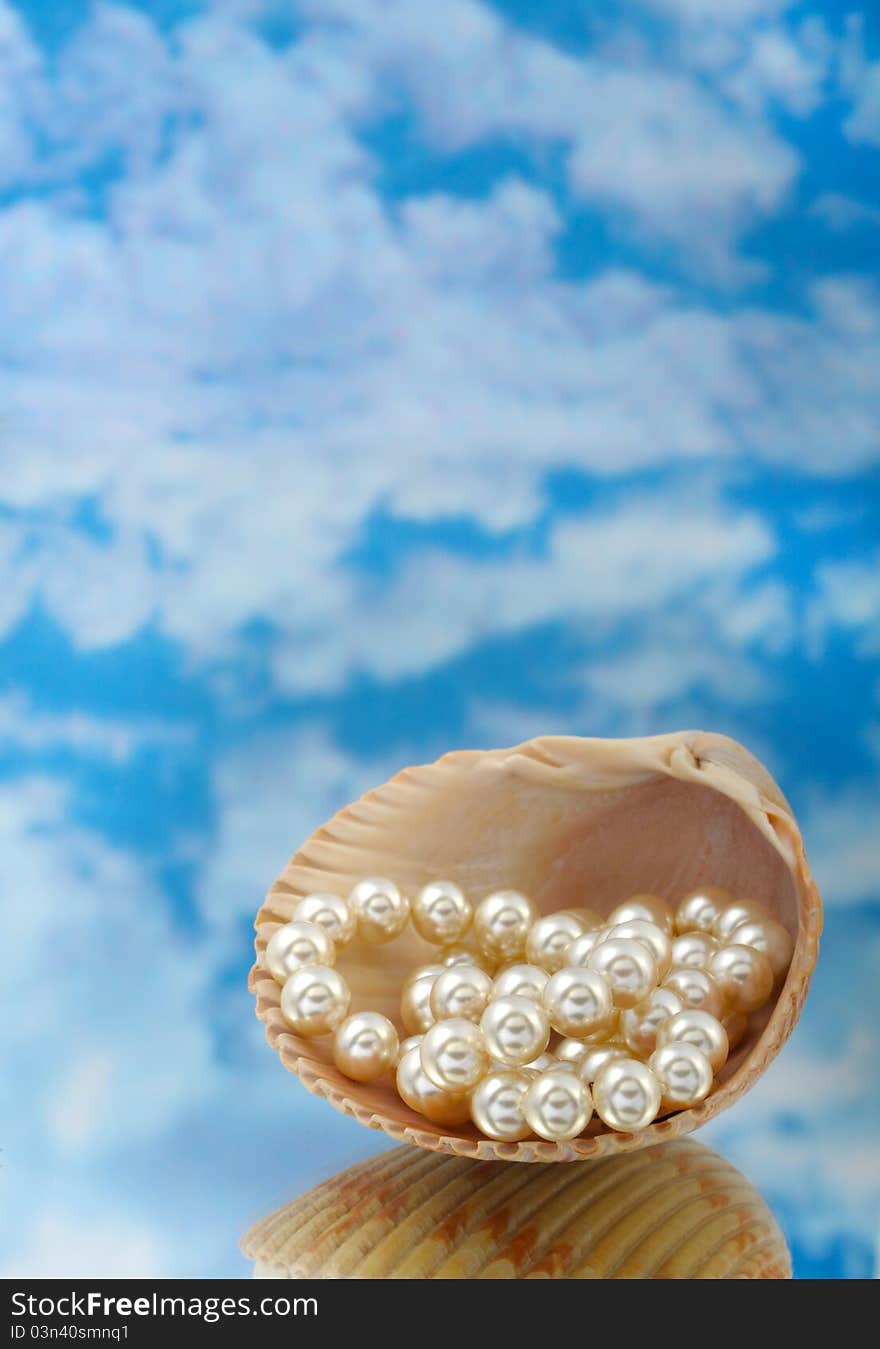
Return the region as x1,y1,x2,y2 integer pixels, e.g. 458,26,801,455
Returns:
543,966,614,1038
670,931,718,971
649,1041,713,1110
675,887,731,935
715,896,772,942
658,1008,728,1073
419,1018,489,1091
608,894,673,933
280,964,350,1036
411,880,472,945
588,937,658,1009
439,944,495,972
398,1034,424,1061
473,890,536,962
470,1069,532,1141
292,893,355,947
430,965,494,1022
522,1067,593,1141
266,920,335,984
727,917,794,981
709,944,774,1013
593,1058,660,1131
480,995,550,1067
525,912,585,973
349,877,410,945
400,963,444,1035
493,963,549,1001
566,929,604,965
523,1052,556,1074
555,1037,589,1066
577,1042,628,1085
396,1046,470,1125
663,966,725,1018
620,987,683,1057
333,1011,399,1081
602,920,672,980
724,1012,748,1051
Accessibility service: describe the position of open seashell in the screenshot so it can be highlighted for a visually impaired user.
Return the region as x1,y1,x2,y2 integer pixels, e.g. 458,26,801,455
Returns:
241,1138,791,1279
250,731,821,1161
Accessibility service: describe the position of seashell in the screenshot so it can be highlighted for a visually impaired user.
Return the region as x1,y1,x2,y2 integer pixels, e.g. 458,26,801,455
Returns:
251,731,821,1161
241,1138,791,1279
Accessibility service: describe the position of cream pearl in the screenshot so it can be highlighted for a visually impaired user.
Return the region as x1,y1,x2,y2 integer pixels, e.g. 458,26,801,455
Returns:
592,1058,661,1132
577,1042,629,1085
566,929,604,966
603,920,672,980
558,907,604,931
398,1034,424,1061
473,890,536,962
649,1041,713,1110
523,1052,556,1075
525,912,585,973
439,943,495,972
543,966,614,1038
493,963,549,1002
588,938,658,1010
349,877,410,944
400,963,444,1035
480,995,550,1067
663,966,725,1019
333,1011,399,1082
727,917,794,982
266,920,335,984
522,1068,593,1141
411,880,472,945
670,931,719,971
280,964,350,1036
470,1069,532,1141
608,894,673,934
657,1008,728,1074
430,965,494,1022
709,944,774,1013
675,886,732,935
714,896,772,942
292,893,355,947
724,1012,748,1051
555,1037,589,1066
396,1046,470,1125
620,987,683,1057
420,1018,489,1091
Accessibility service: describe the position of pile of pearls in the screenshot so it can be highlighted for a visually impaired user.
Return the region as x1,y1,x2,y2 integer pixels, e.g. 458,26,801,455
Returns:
264,879,793,1142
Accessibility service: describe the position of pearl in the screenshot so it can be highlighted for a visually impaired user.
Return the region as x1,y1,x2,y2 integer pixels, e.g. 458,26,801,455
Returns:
663,966,725,1018
280,964,350,1036
523,1052,556,1074
525,912,585,973
266,920,335,983
480,994,550,1067
577,1042,629,1085
473,890,536,962
439,944,495,972
522,1068,593,1141
558,907,604,931
420,1018,489,1091
543,966,614,1037
603,920,672,980
396,1046,470,1125
649,1042,713,1110
400,963,443,1034
620,987,683,1057
349,877,410,945
588,937,658,1009
566,929,604,966
593,1058,661,1132
724,1012,748,1051
670,931,719,970
333,1011,399,1081
430,965,494,1022
675,886,732,935
493,963,549,1001
292,893,355,947
715,896,772,942
470,1069,532,1141
398,1034,424,1061
411,880,472,945
708,944,774,1013
727,917,794,981
608,894,673,933
657,1008,728,1073
555,1037,589,1066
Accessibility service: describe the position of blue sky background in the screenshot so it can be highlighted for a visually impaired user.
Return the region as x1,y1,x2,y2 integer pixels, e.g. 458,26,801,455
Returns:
0,0,878,1279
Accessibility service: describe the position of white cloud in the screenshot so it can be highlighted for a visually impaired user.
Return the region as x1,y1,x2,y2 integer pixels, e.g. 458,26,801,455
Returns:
802,785,880,907
807,552,880,657
811,192,880,231
1,1214,163,1279
0,694,193,760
